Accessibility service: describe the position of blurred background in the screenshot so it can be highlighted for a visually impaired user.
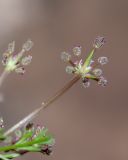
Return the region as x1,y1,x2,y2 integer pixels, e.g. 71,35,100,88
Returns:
0,0,127,159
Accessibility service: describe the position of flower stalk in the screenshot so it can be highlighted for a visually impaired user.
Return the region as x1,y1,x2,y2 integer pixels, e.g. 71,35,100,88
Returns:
0,70,10,88
4,75,80,136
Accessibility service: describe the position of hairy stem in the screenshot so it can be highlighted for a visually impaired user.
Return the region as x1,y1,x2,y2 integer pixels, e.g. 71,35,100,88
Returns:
4,75,80,136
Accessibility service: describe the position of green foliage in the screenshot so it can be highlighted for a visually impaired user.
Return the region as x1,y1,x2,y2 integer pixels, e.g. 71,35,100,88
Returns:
0,123,55,160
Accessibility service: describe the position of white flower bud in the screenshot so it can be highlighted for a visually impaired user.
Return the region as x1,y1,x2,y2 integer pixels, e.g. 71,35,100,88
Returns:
83,81,90,88
98,77,108,87
21,55,32,66
22,39,33,51
73,46,82,56
93,68,103,77
98,57,108,65
93,36,105,48
8,41,15,54
65,66,74,74
61,52,71,62
15,67,25,74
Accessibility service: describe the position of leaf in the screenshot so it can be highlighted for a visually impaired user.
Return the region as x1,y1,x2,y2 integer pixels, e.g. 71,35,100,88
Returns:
37,128,48,138
4,153,19,159
36,135,54,145
43,136,55,145
0,154,9,160
16,146,40,152
0,129,6,141
15,130,33,145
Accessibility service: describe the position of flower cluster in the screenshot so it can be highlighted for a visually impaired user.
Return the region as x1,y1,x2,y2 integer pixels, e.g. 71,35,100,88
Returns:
61,36,108,88
2,40,33,74
0,122,54,160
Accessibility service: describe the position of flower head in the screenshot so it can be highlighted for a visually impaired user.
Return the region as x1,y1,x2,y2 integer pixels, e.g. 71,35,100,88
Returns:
2,39,33,74
98,56,108,65
61,52,71,62
93,36,106,49
61,36,108,88
72,46,82,56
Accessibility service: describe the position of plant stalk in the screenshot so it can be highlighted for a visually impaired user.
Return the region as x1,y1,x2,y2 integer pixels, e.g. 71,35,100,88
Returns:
0,70,10,88
4,75,80,136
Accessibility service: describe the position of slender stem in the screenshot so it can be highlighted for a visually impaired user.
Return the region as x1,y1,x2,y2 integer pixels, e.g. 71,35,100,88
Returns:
69,60,76,67
4,75,80,136
0,70,10,88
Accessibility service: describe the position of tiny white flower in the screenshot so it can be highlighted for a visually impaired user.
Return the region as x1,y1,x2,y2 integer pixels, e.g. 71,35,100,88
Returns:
61,52,71,62
98,76,108,87
83,81,90,88
65,66,74,74
21,55,32,66
93,36,105,49
98,57,108,65
15,67,25,75
73,46,82,56
93,68,103,77
8,41,15,54
22,39,33,51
